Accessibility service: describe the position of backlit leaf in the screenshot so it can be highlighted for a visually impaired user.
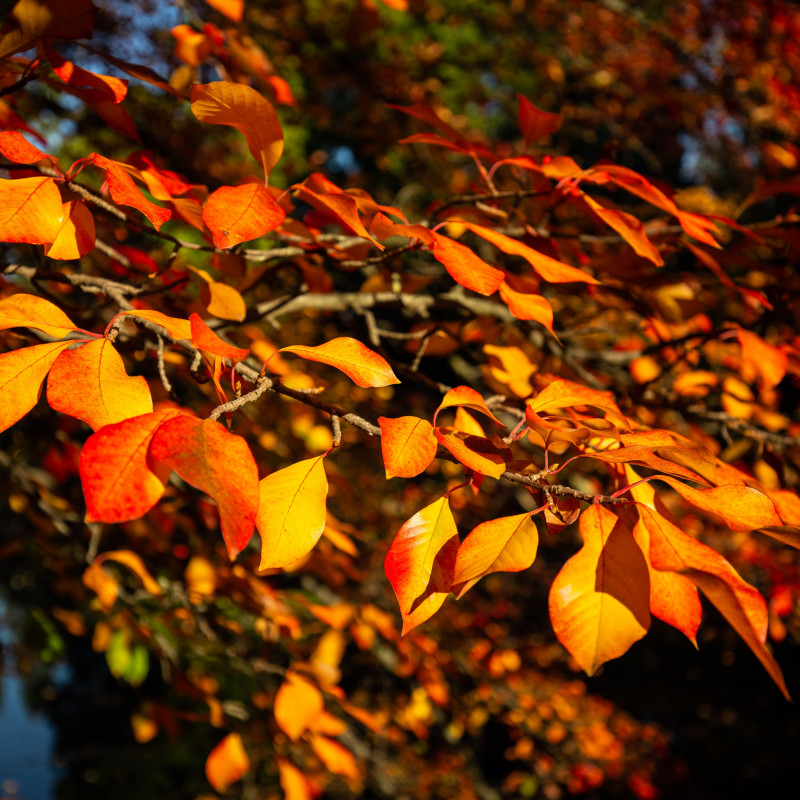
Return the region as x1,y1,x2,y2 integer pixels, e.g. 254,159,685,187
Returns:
0,293,79,338
121,309,192,341
548,504,650,675
204,281,247,322
44,200,95,259
453,512,542,599
294,183,382,247
428,230,504,296
434,385,504,427
205,733,250,792
97,550,161,596
150,415,259,559
434,429,509,479
385,497,458,616
0,341,72,433
499,281,556,336
47,338,153,430
0,176,64,244
527,378,623,418
378,416,436,479
738,329,788,391
274,673,324,740
257,456,328,569
43,42,127,103
280,338,399,388
202,182,285,248
205,0,244,22
579,446,710,485
310,735,360,779
277,758,313,800
517,94,562,145
583,195,664,266
0,131,58,165
189,313,250,363
191,82,284,178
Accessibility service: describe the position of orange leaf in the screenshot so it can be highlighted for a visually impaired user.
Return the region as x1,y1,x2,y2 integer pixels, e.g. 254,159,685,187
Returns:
499,281,557,336
0,293,79,338
657,477,781,532
274,673,324,740
311,735,360,780
527,378,623,419
434,385,504,427
434,429,509,479
517,94,561,145
579,446,710,486
378,416,436,479
79,409,180,523
280,338,399,388
428,230,504,296
295,183,383,247
0,341,73,433
171,24,213,66
639,505,788,698
149,415,259,559
205,732,250,792
461,223,597,284
0,130,58,165
277,757,313,800
548,504,650,675
738,329,788,391
121,309,192,341
202,182,286,248
43,42,127,103
47,338,153,430
452,512,542,599
92,154,171,230
96,550,161,596
583,195,664,266
191,82,284,179
189,313,250,362
44,200,95,259
205,0,244,21
257,456,328,569
0,176,64,244
82,560,119,612
385,497,458,616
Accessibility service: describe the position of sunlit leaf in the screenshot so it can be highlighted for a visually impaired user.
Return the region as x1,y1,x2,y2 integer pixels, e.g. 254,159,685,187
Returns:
311,735,360,779
274,673,324,741
0,293,79,338
499,281,557,336
189,313,250,363
434,385,504,427
205,0,244,22
257,456,328,569
0,176,64,244
583,195,664,266
378,416,436,479
517,94,562,145
277,757,313,800
0,130,58,165
202,182,286,248
434,429,509,479
121,309,192,341
428,230,504,296
44,200,95,259
738,329,788,391
205,732,250,792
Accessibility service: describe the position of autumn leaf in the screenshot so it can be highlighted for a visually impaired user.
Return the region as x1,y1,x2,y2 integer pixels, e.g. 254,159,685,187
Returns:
0,176,64,244
294,182,383,247
0,130,58,165
0,0,96,59
517,94,562,145
202,182,286,248
738,329,788,391
428,231,505,296
385,497,459,616
433,385,504,427
205,0,244,22
205,732,250,792
274,673,324,740
257,456,328,569
121,309,193,342
311,735,360,779
0,293,80,338
189,313,250,363
452,512,543,599
44,200,96,259
0,341,73,433
191,81,284,179
378,416,436,479
280,338,399,388
47,338,153,430
583,195,664,266
277,758,314,800
578,446,711,486
79,409,180,523
190,267,247,322
434,429,510,479
149,415,260,559
499,281,557,336
527,378,623,419
548,504,650,675
43,41,127,103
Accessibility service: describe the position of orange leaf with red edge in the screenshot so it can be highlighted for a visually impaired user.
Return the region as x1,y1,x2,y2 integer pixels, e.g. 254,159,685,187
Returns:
189,313,250,363
385,497,458,617
0,131,58,165
548,504,650,675
274,673,324,740
583,195,664,266
149,415,259,560
378,416,436,479
517,94,561,145
202,183,285,248
79,409,180,523
453,512,542,599
191,81,284,179
257,456,328,569
461,222,598,283
311,735,360,779
639,504,789,698
428,230,504,296
0,294,79,338
205,732,250,792
0,176,64,244
499,281,557,336
434,385,504,427
0,341,73,433
280,337,399,388
47,338,153,430
76,44,178,96
434,429,509,479
277,757,313,800
44,200,95,259
92,154,171,230
656,477,781,532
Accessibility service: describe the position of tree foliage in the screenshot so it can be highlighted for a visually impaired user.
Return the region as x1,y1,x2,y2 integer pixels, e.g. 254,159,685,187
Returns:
1,1,800,798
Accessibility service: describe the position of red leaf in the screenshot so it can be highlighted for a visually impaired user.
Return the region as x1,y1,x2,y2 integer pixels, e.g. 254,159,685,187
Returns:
202,182,286,248
428,230,504,296
149,415,260,559
294,182,382,247
43,42,127,103
517,94,561,145
0,131,58,165
378,416,436,479
280,338,399,388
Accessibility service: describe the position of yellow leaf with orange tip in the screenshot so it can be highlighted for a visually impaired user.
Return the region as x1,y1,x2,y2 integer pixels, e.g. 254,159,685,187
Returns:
548,504,650,675
0,341,72,433
44,200,95,259
378,415,437,478
205,732,250,792
130,710,158,744
311,735,360,779
257,456,328,569
0,293,79,339
527,378,623,419
274,673,324,740
278,757,313,800
47,338,153,430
